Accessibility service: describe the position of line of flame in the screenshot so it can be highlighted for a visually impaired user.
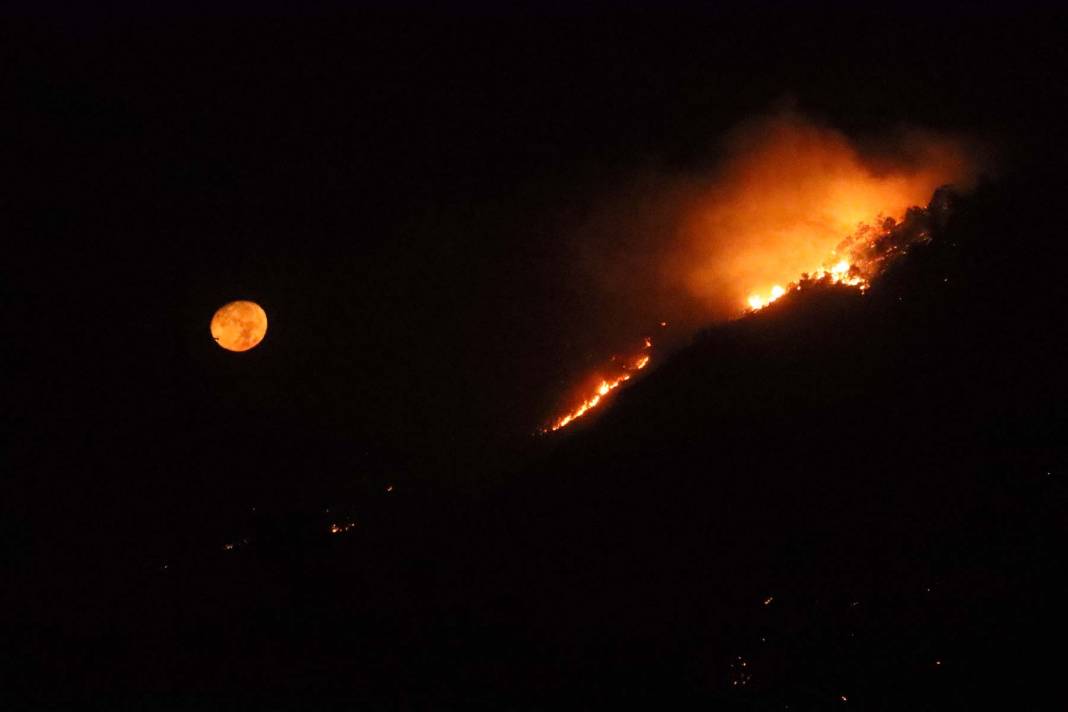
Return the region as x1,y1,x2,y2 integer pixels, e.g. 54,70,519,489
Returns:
746,259,867,311
545,339,652,432
546,260,867,432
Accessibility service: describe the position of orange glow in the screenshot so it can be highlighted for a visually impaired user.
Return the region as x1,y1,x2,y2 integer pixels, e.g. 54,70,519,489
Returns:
545,338,653,432
678,115,975,318
329,521,357,534
745,256,868,312
739,194,942,313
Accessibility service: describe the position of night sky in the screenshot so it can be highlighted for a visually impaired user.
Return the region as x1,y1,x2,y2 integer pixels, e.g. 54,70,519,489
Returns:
5,5,1068,708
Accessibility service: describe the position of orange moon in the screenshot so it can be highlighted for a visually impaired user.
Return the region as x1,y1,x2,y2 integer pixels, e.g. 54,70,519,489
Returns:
210,300,268,352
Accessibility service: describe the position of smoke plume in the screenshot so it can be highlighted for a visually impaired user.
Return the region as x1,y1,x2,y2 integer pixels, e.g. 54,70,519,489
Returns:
572,112,985,334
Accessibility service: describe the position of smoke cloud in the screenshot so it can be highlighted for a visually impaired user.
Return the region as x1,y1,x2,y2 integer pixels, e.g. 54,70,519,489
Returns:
571,112,985,335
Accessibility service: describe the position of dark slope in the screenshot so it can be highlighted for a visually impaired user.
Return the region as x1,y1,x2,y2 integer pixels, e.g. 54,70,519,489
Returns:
6,178,1067,709
473,176,1068,706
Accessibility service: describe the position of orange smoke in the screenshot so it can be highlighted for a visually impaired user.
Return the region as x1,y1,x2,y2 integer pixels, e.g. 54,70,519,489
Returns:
677,114,977,316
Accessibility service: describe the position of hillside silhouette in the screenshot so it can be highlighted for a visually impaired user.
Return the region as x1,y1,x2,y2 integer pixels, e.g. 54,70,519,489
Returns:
463,176,1066,707
6,174,1067,709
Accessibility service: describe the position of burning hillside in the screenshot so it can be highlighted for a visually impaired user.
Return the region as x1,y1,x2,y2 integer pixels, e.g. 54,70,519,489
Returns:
677,115,977,318
744,193,948,312
545,174,963,432
542,114,981,432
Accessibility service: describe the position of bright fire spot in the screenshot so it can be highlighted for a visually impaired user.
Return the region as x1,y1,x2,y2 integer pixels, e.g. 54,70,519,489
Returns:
749,284,789,310
222,537,249,552
329,521,357,535
545,338,653,432
746,258,868,312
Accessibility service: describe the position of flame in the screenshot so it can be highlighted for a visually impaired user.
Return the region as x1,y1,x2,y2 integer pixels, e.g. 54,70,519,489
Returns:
745,257,867,312
545,338,653,431
748,283,788,310
742,206,929,312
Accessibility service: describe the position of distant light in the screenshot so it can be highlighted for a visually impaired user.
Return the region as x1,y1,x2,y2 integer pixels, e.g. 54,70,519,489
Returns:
329,521,357,535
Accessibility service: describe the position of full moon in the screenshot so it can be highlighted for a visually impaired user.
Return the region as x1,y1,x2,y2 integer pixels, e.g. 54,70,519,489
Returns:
210,300,268,352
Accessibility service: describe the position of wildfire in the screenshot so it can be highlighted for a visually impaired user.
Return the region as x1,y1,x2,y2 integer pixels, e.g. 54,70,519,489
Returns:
545,184,948,434
545,337,653,432
743,202,937,313
538,119,973,434
746,258,868,311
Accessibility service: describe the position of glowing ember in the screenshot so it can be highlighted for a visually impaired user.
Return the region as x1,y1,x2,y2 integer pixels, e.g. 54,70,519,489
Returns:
729,656,753,687
329,521,357,535
545,338,653,432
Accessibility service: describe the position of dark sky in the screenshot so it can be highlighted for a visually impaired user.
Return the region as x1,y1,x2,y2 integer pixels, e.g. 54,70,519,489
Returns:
6,4,1067,566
